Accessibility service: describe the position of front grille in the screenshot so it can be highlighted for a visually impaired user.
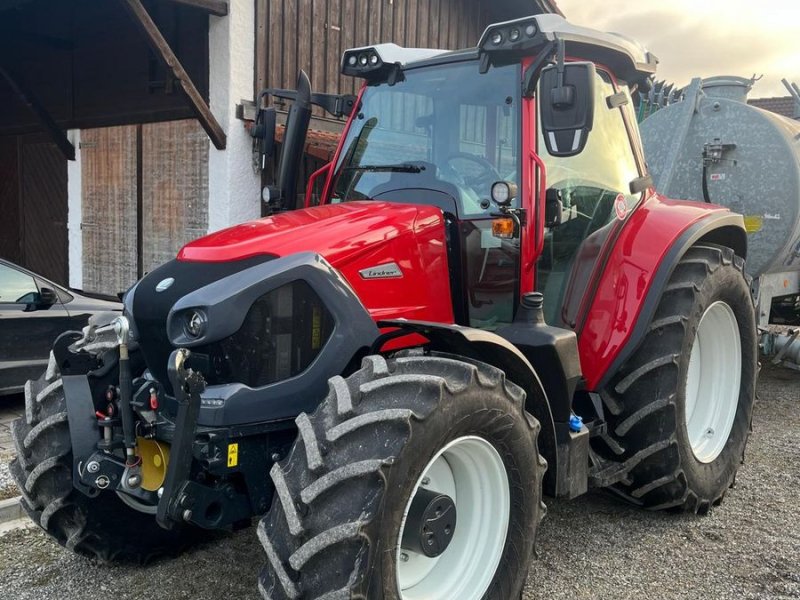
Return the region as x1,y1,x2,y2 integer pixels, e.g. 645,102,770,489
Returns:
193,280,335,388
132,255,276,393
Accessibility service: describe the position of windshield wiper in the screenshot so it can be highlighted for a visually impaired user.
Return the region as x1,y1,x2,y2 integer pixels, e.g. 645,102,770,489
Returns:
342,163,425,173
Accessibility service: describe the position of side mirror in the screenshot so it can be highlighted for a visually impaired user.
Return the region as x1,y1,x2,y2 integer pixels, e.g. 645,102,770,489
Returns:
539,62,596,157
251,106,277,164
544,188,563,227
37,287,58,308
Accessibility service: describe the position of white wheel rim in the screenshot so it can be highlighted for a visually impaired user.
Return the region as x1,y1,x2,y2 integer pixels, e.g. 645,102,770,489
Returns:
396,435,510,600
684,301,741,463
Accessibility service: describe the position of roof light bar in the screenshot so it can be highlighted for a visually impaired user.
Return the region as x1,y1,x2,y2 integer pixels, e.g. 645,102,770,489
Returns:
342,47,386,81
478,16,541,55
341,44,449,83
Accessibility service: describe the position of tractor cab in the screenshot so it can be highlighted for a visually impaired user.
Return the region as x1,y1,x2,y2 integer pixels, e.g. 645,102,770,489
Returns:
259,14,658,331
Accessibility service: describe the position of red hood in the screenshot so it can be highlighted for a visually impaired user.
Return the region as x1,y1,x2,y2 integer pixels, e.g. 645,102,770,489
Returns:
178,201,455,324
178,201,442,268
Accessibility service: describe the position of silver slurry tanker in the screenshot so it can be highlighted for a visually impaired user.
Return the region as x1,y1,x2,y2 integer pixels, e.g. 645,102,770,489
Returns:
640,76,800,335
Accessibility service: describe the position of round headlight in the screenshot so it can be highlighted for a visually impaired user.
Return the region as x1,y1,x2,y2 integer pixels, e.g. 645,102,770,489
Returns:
359,54,369,66
369,53,379,66
185,310,206,338
491,181,518,206
348,55,357,66
509,28,520,42
491,31,503,46
525,24,537,37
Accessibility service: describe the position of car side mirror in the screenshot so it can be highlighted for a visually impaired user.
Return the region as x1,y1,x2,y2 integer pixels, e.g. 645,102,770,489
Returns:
539,62,596,157
37,287,58,308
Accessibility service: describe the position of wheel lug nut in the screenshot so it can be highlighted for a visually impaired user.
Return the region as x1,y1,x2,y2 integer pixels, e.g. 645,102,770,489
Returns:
400,552,409,562
421,477,430,486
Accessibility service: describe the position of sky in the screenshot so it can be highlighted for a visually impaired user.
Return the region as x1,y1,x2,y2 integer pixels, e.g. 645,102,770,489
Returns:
555,0,800,98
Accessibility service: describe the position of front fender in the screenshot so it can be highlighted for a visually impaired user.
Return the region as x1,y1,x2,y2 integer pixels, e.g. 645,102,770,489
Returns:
376,319,560,494
579,194,747,390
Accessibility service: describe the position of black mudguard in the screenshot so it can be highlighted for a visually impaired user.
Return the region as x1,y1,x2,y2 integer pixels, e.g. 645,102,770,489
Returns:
374,319,566,495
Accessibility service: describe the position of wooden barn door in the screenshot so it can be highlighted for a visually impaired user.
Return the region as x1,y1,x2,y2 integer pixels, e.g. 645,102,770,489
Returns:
19,137,68,285
81,125,139,296
81,120,208,296
0,135,68,284
141,120,208,274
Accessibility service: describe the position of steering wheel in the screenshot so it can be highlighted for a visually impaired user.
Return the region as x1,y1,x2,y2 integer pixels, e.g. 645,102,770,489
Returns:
444,152,502,191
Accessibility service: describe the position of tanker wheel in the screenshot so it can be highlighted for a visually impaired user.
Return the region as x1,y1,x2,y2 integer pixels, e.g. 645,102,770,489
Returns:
597,243,757,512
257,354,546,600
9,369,201,563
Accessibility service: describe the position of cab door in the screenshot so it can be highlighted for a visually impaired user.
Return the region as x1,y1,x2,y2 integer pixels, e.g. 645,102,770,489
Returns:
535,69,645,330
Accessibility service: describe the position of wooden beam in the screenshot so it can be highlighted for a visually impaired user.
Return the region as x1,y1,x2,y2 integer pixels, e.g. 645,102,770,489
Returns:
121,0,227,149
0,65,75,160
165,0,228,17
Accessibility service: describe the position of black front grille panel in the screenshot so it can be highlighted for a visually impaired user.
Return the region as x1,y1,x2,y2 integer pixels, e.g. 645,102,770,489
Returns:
132,255,277,392
191,280,335,388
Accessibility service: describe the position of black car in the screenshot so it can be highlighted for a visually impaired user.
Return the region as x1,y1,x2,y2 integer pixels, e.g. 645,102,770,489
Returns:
0,259,122,395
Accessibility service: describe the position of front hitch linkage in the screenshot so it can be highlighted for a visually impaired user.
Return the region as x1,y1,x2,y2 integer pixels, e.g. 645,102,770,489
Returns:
156,348,206,529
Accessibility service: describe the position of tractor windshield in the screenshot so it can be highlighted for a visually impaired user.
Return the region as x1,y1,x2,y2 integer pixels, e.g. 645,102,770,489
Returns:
330,61,521,219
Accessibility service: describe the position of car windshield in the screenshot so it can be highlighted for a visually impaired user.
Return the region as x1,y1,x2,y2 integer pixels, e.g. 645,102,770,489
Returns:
330,61,521,218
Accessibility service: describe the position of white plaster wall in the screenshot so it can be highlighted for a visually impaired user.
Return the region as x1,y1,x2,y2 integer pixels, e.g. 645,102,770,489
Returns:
207,1,260,233
66,129,83,290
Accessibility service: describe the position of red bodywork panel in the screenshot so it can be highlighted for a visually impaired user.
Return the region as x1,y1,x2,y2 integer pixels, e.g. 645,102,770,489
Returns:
179,202,454,324
578,192,732,389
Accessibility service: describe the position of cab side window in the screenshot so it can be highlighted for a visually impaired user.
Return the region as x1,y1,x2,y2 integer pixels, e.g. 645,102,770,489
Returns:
537,70,641,326
0,264,39,304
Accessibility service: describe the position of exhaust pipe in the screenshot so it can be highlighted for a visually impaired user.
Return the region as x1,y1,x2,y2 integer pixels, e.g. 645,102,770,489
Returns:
270,71,312,210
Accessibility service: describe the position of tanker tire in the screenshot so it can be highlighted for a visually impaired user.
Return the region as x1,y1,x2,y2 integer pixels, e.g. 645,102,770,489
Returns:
257,354,546,600
9,372,201,563
597,244,757,513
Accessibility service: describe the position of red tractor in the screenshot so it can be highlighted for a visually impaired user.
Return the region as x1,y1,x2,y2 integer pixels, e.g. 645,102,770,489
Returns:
11,13,756,600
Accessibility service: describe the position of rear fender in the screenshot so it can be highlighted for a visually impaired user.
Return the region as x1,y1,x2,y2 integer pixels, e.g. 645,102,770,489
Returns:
375,319,563,495
579,194,747,390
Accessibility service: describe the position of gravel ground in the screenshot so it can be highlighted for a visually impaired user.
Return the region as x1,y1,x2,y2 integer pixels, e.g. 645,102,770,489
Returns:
0,365,798,600
0,450,15,501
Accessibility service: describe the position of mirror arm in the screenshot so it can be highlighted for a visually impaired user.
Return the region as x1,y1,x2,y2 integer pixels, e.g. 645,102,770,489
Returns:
522,40,557,98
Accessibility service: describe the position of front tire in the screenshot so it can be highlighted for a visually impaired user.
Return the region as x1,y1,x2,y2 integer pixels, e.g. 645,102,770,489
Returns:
258,354,546,599
597,244,757,512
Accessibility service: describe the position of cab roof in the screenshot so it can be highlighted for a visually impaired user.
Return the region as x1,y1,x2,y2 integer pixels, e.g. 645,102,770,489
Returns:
342,14,658,85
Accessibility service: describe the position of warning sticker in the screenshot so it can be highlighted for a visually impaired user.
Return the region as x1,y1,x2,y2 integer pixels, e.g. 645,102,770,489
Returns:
709,173,726,182
614,194,628,220
227,443,239,468
743,216,763,233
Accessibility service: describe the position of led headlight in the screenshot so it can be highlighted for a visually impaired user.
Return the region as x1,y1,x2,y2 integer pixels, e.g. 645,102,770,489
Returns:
184,310,207,338
509,28,521,42
491,32,503,46
491,181,518,206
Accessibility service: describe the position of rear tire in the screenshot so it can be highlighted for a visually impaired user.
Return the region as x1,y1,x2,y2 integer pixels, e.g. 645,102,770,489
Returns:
257,354,546,599
9,371,200,562
596,244,757,512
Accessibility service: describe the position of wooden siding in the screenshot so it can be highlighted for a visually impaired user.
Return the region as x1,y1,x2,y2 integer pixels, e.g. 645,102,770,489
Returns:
257,0,486,108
